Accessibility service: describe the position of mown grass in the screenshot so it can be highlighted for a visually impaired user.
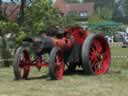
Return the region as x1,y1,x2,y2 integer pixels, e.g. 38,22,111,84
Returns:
111,46,128,56
0,47,127,96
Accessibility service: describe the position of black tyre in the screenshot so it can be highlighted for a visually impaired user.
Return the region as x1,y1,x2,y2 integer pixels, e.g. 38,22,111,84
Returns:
82,34,111,75
13,46,31,80
49,47,65,80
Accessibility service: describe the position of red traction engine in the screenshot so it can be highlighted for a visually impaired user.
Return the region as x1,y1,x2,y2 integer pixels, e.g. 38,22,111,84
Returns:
13,26,111,80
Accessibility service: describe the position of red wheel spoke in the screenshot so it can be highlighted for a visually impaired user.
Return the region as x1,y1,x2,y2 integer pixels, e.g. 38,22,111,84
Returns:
52,50,64,80
90,47,96,53
90,55,95,61
91,62,96,71
19,50,30,79
55,56,62,66
92,40,102,53
55,63,64,80
82,34,110,75
89,48,97,61
19,60,24,68
90,59,97,71
90,38,110,74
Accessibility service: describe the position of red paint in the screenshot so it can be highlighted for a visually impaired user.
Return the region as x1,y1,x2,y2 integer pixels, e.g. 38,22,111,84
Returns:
89,36,110,75
19,26,88,78
54,51,65,80
17,26,110,80
19,50,30,79
51,37,73,49
67,26,88,44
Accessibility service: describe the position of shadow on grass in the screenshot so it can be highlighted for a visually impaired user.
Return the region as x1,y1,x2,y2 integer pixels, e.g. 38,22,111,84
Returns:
26,70,86,81
27,74,49,80
64,69,86,76
19,69,122,81
64,69,122,76
27,70,86,81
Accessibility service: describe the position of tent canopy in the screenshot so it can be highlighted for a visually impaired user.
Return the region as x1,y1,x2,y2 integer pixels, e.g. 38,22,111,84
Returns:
88,21,122,29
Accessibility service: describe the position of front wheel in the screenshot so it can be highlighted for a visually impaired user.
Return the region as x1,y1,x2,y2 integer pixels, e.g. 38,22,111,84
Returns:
49,47,65,80
82,34,111,75
13,46,31,80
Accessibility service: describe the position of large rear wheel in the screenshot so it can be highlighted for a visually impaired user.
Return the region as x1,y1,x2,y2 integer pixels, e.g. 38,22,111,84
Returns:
49,47,65,80
13,47,31,80
82,34,111,75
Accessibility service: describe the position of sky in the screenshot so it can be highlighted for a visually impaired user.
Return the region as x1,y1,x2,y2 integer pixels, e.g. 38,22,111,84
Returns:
3,0,12,2
2,0,20,2
3,0,9,2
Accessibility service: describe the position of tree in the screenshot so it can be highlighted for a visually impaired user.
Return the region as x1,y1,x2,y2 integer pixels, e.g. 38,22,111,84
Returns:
0,21,20,67
0,0,20,67
18,0,32,24
124,0,128,15
19,0,75,35
95,0,115,20
0,0,2,16
0,0,4,20
19,0,26,23
112,0,128,23
0,0,75,67
88,14,104,24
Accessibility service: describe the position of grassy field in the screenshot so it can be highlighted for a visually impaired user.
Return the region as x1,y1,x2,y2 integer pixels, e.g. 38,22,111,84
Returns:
0,47,128,96
111,46,128,56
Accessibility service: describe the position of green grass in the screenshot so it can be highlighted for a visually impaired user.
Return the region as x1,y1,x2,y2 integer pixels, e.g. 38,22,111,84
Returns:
0,47,128,96
111,46,128,56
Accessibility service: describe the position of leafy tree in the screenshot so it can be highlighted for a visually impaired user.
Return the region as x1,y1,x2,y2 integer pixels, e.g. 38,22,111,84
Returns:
0,21,20,67
0,0,75,67
19,0,26,23
0,0,2,18
19,0,75,36
124,0,128,15
4,0,75,45
95,0,115,20
0,0,20,67
112,0,128,23
0,0,5,20
88,14,105,24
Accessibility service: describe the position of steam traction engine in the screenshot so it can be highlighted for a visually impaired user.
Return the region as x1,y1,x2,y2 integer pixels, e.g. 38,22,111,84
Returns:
13,26,111,80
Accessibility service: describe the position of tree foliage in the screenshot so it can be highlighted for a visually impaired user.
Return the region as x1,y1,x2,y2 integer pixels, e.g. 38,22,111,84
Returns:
19,0,74,35
95,0,115,20
11,0,76,44
124,0,128,15
0,0,75,67
0,21,19,35
0,0,21,67
0,21,20,67
88,14,105,24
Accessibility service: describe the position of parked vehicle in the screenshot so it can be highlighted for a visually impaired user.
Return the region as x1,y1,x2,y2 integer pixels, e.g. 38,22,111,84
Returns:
121,32,128,48
13,26,111,80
